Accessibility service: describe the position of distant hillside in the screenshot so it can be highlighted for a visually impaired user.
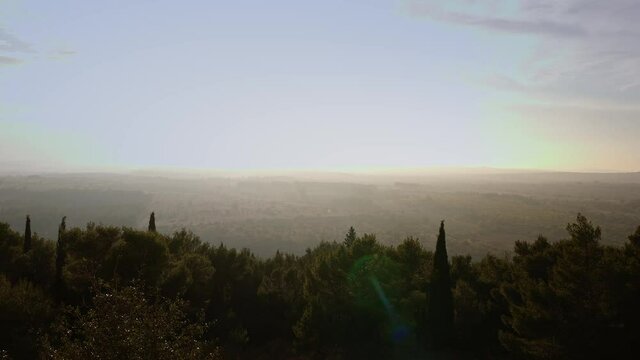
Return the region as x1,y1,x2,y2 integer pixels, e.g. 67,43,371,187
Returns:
1,172,640,257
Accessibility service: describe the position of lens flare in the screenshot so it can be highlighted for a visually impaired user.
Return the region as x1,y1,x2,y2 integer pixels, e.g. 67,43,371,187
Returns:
348,254,411,344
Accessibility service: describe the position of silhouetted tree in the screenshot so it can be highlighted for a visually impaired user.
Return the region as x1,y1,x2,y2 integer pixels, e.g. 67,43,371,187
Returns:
105,228,169,287
344,226,357,247
499,214,628,359
428,221,454,349
0,275,54,359
23,215,31,253
629,226,640,248
149,212,156,233
54,216,66,299
623,226,640,352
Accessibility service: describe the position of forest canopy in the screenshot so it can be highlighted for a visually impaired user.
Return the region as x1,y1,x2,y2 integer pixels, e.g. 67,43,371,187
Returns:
0,213,639,359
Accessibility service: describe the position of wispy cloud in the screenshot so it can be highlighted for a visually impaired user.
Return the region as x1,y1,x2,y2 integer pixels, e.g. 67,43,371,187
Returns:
0,28,33,53
46,48,77,60
409,2,585,37
0,27,32,66
407,0,640,106
408,0,640,37
0,27,77,65
0,55,22,66
56,49,76,56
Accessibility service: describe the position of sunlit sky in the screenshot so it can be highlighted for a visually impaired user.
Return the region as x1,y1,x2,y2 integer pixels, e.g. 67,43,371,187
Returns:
1,0,639,172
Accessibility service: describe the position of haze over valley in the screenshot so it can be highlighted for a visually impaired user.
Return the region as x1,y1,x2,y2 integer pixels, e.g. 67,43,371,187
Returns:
3,170,639,257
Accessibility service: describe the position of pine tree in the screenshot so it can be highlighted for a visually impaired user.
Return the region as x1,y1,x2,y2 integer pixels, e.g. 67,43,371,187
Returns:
629,226,640,248
148,212,157,233
23,215,32,253
344,226,357,246
499,214,609,358
428,220,454,349
55,216,67,298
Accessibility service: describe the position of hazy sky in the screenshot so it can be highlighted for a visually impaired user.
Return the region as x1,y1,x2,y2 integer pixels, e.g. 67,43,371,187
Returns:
1,0,639,172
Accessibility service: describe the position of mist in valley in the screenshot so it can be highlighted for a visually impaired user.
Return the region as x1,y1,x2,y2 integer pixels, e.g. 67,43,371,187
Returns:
3,169,640,258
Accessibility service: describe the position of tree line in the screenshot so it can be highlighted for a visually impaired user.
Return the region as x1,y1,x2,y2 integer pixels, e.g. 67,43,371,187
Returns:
0,212,639,359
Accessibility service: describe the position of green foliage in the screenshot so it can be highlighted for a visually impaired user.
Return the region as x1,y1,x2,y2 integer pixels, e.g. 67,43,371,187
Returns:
344,226,357,247
0,275,54,359
203,244,261,353
162,252,215,307
499,214,637,359
13,234,55,287
0,213,639,359
0,223,22,280
254,251,304,356
105,228,169,287
45,285,220,360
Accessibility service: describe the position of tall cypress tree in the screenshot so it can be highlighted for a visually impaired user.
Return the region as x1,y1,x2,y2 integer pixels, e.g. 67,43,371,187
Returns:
55,216,67,298
148,212,156,233
428,220,454,349
23,215,32,253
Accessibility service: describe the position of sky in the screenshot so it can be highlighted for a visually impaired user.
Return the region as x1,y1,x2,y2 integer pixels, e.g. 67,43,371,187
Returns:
1,0,639,173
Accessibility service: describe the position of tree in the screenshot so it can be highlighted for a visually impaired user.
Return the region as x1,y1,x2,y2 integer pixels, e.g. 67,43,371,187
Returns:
499,214,629,359
55,217,67,299
628,226,640,248
149,212,157,233
104,228,169,287
395,236,431,348
344,226,357,247
623,226,640,351
23,215,31,254
0,223,21,279
46,285,220,360
428,221,454,349
0,275,54,359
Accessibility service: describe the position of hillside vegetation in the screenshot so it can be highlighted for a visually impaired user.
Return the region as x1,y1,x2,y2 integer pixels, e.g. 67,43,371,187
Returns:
1,212,639,359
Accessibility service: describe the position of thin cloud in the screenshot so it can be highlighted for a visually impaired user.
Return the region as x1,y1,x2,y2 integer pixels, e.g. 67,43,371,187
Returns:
409,3,585,37
407,0,640,37
0,27,31,66
0,28,76,64
407,0,640,106
449,15,584,37
0,28,33,53
0,55,22,65
57,50,76,56
47,49,77,60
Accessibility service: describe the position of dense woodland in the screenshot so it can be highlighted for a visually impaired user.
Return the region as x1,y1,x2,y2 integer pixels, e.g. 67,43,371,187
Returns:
0,212,639,359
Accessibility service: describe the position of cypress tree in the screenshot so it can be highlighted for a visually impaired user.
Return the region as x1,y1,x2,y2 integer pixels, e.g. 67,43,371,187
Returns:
344,226,357,246
23,215,32,253
428,220,454,349
148,212,156,233
55,216,67,298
